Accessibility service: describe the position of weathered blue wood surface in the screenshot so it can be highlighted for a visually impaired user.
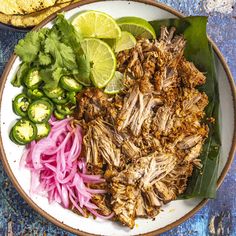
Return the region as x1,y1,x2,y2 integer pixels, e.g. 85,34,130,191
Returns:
0,0,235,235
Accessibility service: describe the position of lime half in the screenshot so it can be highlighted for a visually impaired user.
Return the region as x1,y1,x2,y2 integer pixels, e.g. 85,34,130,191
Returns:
81,38,116,88
115,31,136,53
72,10,121,38
117,16,156,39
104,71,124,94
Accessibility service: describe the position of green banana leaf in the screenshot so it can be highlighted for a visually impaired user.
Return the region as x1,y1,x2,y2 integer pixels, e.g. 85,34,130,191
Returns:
150,17,221,198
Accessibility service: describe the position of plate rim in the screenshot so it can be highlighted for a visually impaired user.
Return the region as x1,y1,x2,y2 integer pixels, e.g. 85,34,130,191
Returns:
0,0,235,235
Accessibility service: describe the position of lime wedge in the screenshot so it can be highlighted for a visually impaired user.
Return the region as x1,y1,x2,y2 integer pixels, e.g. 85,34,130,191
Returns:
117,16,156,39
72,10,121,38
81,38,116,88
115,31,136,53
104,71,124,94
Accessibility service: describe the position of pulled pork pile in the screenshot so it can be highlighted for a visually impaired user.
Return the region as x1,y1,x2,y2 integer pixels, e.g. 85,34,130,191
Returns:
76,27,209,228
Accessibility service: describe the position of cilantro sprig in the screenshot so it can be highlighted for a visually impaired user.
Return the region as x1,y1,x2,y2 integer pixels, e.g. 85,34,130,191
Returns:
12,14,90,88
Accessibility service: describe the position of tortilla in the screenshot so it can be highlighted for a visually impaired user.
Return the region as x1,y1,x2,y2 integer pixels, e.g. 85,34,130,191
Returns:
0,0,59,15
0,0,79,27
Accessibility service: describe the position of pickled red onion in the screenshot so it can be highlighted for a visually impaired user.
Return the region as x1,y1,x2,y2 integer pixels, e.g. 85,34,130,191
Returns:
20,118,112,219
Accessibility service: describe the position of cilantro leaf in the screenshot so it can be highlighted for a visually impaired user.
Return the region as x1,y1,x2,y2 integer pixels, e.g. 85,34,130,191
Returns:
55,14,91,80
59,43,78,70
39,68,52,86
38,52,52,66
44,30,77,70
73,55,91,86
40,67,67,89
15,31,41,63
55,14,83,53
52,67,64,87
38,28,50,41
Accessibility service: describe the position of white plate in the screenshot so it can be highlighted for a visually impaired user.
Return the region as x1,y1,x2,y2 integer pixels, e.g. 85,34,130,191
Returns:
0,1,235,235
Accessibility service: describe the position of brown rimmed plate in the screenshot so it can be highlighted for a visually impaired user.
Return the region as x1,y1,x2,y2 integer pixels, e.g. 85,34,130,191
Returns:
0,0,235,235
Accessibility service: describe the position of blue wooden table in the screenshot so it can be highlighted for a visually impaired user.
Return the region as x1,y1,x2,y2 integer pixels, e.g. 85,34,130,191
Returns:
0,0,235,235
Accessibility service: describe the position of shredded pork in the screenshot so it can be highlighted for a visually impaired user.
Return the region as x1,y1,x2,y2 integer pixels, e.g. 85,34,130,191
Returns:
76,26,209,228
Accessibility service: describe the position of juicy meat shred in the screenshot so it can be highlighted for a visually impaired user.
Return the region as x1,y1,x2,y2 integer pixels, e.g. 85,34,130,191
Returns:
110,152,176,227
116,85,161,136
136,190,162,218
121,140,141,161
76,88,109,122
113,152,176,189
145,188,162,208
185,141,203,168
177,134,202,150
110,182,138,228
178,58,206,88
92,194,112,216
83,119,121,167
153,161,194,203
83,125,101,167
154,67,179,92
116,84,140,132
152,105,173,134
136,193,147,217
76,26,210,228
